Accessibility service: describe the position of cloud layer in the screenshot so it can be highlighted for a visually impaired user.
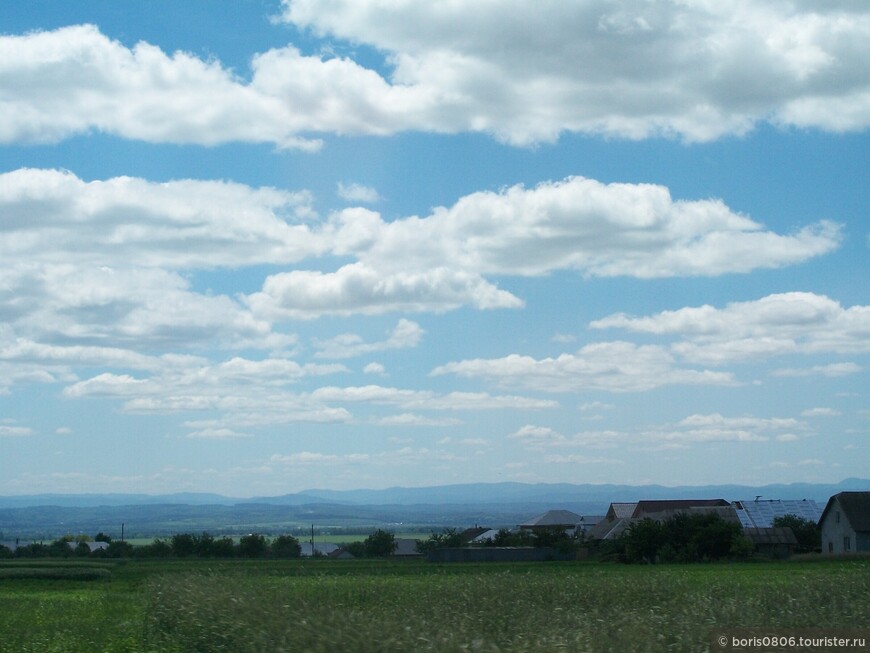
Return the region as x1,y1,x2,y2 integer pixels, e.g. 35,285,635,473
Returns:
4,3,870,147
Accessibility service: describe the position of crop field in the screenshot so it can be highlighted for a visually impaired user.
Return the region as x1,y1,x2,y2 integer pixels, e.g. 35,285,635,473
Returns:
1,557,868,652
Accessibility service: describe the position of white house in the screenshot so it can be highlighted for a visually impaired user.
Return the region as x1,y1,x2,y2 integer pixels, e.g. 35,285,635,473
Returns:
819,491,870,554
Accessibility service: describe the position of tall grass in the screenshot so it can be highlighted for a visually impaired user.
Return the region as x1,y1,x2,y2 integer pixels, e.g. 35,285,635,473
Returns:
143,560,870,653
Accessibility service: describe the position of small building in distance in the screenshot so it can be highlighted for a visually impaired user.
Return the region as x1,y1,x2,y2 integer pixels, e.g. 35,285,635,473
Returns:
520,509,583,530
300,542,342,557
819,491,870,554
519,509,587,537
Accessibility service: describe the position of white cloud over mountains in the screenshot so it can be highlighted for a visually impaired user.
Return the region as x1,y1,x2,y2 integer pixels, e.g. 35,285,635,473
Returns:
593,292,870,364
3,169,838,333
4,3,870,148
437,292,870,392
1,162,855,430
510,412,807,452
433,341,737,393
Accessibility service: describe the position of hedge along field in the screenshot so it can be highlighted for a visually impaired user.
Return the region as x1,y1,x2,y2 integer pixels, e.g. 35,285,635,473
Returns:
142,559,870,653
1,558,869,652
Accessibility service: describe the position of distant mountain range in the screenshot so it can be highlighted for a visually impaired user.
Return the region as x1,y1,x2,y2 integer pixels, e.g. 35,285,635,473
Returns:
2,479,866,539
2,478,867,509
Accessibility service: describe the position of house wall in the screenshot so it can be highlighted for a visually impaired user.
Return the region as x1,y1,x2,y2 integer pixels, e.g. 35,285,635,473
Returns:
821,497,858,554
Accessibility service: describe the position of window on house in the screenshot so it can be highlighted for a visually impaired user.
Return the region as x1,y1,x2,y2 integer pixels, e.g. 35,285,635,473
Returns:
828,542,833,553
836,511,840,523
844,536,851,552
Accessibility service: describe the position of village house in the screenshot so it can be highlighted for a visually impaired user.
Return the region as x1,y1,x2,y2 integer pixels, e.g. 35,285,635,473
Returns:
518,509,586,537
819,491,870,554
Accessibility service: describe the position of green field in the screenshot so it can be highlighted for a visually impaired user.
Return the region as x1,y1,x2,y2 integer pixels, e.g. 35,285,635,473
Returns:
1,557,868,652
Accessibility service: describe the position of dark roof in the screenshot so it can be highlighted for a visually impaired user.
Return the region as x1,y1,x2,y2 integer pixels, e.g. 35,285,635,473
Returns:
632,499,729,518
820,492,870,532
643,506,741,525
519,509,583,528
744,527,798,546
459,527,491,543
392,538,423,556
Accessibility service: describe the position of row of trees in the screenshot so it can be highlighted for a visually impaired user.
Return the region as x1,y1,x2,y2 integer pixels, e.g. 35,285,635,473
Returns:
600,513,821,564
417,526,579,553
1,533,302,560
2,529,401,560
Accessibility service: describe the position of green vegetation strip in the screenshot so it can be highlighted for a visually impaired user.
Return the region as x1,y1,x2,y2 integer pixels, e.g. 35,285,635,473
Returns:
1,559,868,652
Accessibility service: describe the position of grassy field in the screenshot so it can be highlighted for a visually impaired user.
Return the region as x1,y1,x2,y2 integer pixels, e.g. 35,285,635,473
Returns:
0,557,868,652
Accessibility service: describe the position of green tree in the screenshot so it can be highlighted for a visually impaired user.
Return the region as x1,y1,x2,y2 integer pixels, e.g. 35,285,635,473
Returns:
210,536,236,558
363,529,396,557
102,540,134,558
171,533,196,558
624,519,666,564
773,514,820,553
137,538,172,558
416,528,464,553
271,535,302,558
238,533,268,558
47,538,72,558
74,541,92,557
344,541,366,558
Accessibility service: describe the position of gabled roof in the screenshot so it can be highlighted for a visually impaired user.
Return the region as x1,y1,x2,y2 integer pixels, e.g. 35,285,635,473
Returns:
820,491,870,532
460,527,491,543
586,517,632,541
607,503,637,521
469,529,500,543
519,509,583,528
392,538,424,556
633,499,730,518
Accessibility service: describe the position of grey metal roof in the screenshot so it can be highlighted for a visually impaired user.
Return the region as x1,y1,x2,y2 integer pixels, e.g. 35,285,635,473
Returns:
299,542,341,557
519,509,583,527
393,538,423,556
633,499,729,518
607,503,637,520
743,527,799,546
586,517,631,540
732,499,822,528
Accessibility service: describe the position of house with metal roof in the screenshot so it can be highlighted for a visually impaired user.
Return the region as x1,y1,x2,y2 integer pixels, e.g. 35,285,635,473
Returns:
819,491,870,554
588,499,735,541
732,498,822,528
631,499,730,520
519,509,584,530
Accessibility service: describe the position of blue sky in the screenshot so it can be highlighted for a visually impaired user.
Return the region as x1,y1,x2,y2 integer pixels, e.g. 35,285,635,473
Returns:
1,0,868,496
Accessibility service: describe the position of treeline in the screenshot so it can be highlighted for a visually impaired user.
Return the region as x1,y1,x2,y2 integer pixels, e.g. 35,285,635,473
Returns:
1,533,303,560
1,528,402,560
417,526,579,554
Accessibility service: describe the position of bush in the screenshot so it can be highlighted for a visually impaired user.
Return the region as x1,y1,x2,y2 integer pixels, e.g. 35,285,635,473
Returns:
238,533,268,558
622,513,744,564
271,534,301,558
773,514,820,553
